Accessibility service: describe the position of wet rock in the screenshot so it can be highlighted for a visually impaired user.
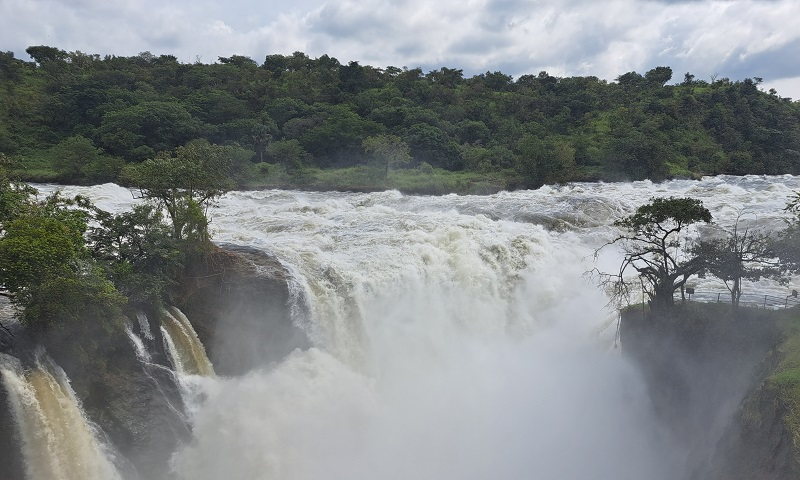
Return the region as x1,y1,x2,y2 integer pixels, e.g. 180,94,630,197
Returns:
177,243,309,376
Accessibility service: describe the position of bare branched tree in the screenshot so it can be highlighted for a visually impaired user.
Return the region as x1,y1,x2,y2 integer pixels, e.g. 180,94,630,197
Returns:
593,197,712,311
694,212,780,307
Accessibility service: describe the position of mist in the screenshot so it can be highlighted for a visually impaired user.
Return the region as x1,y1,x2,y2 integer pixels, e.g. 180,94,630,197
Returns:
172,274,677,480
171,193,681,480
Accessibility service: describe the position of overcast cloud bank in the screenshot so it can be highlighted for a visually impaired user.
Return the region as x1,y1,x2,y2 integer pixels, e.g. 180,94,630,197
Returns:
1,0,798,97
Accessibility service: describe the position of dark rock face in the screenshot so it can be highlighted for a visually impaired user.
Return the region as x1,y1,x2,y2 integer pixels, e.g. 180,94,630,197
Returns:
94,365,189,479
0,301,34,480
178,243,308,376
0,303,189,480
621,304,788,480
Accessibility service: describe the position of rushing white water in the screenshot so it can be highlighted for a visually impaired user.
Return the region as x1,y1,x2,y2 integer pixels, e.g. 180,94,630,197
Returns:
0,353,123,480
136,311,154,341
39,176,800,480
124,322,152,362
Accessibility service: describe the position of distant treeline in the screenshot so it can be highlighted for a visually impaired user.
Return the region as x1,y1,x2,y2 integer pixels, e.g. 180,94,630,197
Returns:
1,46,800,190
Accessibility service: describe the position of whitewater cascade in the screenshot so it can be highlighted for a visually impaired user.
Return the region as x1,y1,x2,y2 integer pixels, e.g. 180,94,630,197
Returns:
38,175,800,480
0,353,122,480
124,321,152,362
123,312,191,433
135,311,154,341
161,307,215,377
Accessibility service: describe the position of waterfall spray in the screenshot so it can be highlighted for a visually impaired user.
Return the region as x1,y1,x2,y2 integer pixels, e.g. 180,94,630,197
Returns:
136,311,154,341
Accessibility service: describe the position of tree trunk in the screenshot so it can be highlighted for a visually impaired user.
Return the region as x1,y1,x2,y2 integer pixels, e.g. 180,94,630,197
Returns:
651,282,675,311
731,278,741,308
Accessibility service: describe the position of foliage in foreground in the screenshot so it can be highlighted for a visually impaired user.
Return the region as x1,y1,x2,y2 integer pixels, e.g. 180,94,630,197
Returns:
0,158,221,335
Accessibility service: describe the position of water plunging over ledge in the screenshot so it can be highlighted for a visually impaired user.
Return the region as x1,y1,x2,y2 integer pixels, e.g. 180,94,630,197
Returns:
28,175,800,480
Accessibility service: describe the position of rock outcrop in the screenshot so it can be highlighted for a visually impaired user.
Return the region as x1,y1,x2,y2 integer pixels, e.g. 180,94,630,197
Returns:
177,243,308,376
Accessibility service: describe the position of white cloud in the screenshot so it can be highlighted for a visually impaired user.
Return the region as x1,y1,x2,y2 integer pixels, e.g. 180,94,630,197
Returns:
762,76,800,101
1,0,799,96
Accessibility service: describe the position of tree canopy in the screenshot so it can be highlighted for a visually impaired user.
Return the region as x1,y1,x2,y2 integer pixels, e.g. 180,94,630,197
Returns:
0,160,202,332
123,140,235,240
1,47,799,192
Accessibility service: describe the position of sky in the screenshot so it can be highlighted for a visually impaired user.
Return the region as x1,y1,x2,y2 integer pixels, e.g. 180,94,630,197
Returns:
1,0,799,98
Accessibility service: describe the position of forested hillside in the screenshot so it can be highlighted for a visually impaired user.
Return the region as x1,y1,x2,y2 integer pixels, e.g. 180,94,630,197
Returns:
1,46,800,192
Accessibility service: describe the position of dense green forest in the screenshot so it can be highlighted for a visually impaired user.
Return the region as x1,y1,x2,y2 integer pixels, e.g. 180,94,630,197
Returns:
2,46,800,193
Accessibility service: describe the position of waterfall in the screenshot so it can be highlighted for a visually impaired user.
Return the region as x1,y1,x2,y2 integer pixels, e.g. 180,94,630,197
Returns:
0,353,122,480
136,311,154,341
122,318,191,435
38,177,800,480
124,321,151,362
161,307,214,377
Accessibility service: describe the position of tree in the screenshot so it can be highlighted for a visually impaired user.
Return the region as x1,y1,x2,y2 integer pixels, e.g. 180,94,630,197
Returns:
644,66,673,87
97,101,201,161
0,189,104,331
25,45,67,65
362,134,411,179
89,204,181,305
405,123,461,170
694,216,779,306
50,135,122,183
514,136,575,186
249,119,278,163
266,139,311,172
298,105,381,161
21,269,125,330
616,71,644,88
0,170,36,228
123,140,235,240
595,197,712,311
0,215,85,295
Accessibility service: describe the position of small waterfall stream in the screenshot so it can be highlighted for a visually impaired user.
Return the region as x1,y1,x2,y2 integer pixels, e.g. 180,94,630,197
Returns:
124,321,152,362
135,311,154,341
0,353,123,480
160,307,215,377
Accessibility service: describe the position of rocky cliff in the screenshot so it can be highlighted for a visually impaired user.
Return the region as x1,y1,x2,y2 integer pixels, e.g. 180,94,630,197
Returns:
176,243,308,376
621,303,799,480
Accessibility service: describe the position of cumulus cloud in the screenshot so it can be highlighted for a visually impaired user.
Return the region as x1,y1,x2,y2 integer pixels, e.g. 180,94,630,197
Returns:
1,0,799,96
